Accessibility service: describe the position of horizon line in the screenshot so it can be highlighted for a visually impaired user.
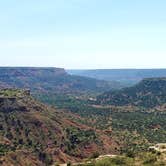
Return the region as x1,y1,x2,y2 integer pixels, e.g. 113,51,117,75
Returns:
0,66,166,70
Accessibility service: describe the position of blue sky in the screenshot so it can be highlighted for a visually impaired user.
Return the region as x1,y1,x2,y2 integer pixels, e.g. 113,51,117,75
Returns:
0,0,166,69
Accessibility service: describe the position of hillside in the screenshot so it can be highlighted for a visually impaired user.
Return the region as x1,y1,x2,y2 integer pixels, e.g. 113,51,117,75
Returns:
0,90,165,165
0,67,122,95
0,89,119,166
97,78,166,108
68,69,166,85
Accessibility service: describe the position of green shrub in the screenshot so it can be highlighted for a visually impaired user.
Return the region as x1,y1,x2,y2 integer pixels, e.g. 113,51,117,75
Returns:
143,153,157,164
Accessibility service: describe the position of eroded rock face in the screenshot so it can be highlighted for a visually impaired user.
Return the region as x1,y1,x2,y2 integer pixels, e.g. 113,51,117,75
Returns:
0,98,27,113
22,89,31,96
0,89,29,112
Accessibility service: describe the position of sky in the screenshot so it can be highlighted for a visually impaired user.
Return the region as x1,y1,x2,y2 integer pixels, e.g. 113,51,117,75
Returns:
0,0,166,69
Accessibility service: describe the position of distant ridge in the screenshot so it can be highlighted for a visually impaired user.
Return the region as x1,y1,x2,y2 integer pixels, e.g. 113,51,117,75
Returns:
67,69,166,85
0,67,122,94
97,77,166,108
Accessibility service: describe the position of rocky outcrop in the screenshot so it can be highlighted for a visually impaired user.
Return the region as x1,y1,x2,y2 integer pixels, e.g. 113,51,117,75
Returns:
0,98,27,112
0,89,30,112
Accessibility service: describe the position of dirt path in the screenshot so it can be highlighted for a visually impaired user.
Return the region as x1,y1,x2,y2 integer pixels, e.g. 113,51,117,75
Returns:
58,154,117,166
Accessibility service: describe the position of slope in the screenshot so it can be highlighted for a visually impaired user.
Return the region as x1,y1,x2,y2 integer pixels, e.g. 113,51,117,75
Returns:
97,78,166,108
0,89,119,166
